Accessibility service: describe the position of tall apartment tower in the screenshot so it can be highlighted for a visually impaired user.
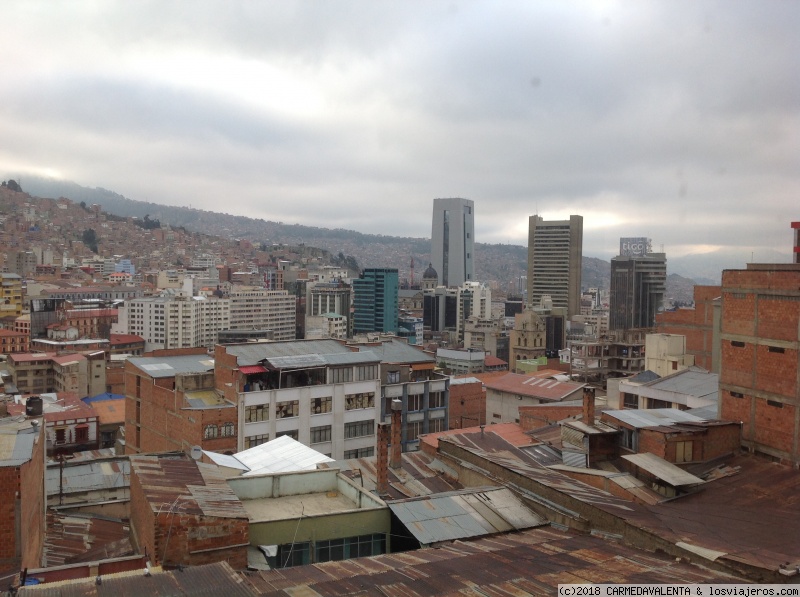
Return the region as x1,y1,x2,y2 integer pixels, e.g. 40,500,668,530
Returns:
431,198,475,287
609,240,666,331
353,268,399,334
526,215,583,317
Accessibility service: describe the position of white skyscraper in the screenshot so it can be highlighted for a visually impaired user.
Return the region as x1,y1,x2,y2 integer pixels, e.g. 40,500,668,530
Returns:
430,198,475,287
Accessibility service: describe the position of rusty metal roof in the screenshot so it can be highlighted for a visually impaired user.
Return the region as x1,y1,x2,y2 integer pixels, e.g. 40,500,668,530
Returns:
129,454,248,520
239,526,742,595
19,561,256,596
483,372,585,401
42,512,133,568
321,450,462,500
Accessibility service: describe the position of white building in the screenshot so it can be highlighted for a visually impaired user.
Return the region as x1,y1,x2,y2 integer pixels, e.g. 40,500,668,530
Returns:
217,339,382,460
430,198,475,287
228,287,296,341
114,293,230,352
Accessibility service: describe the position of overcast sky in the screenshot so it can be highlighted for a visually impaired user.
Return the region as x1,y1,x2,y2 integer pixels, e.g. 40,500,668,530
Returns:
1,1,797,259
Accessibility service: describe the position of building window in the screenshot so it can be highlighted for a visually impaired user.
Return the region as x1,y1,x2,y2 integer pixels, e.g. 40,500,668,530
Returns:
730,391,744,398
407,420,423,442
311,396,332,414
204,424,218,439
245,434,269,448
310,425,332,444
276,400,299,418
276,430,299,440
345,392,375,410
429,392,445,409
220,422,235,437
387,370,400,384
623,393,639,409
355,364,378,381
731,340,745,348
330,367,353,383
277,541,310,568
408,394,423,411
344,419,374,439
620,427,638,451
767,400,784,408
768,346,785,353
429,418,445,433
315,534,386,563
246,404,269,422
344,447,374,459
675,440,693,463
75,425,89,443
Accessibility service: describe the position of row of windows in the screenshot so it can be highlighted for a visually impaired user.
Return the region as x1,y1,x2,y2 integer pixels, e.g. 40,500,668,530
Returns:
204,422,235,439
246,394,379,420
344,419,374,439
730,340,788,353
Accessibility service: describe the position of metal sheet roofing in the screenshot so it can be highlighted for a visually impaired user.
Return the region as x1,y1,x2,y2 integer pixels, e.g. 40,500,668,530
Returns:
204,435,335,476
354,339,435,364
484,372,585,401
239,526,743,595
223,339,356,366
128,354,215,378
605,408,706,429
0,417,38,466
46,458,130,496
129,454,248,519
388,487,546,545
622,453,705,487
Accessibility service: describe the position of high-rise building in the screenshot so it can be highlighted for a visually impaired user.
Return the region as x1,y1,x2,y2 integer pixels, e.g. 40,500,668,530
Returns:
609,241,666,331
430,198,475,287
526,215,583,317
228,288,296,341
353,268,399,334
307,281,352,336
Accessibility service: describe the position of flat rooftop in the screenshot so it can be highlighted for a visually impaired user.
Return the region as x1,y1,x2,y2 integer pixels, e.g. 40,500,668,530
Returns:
241,490,357,522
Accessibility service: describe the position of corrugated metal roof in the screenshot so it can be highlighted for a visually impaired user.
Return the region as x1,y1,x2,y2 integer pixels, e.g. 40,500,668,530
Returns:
355,340,435,364
46,458,130,496
128,354,215,378
19,561,256,596
606,408,706,429
622,453,705,487
0,417,38,466
484,372,585,401
239,526,743,595
643,368,718,400
223,339,356,366
129,454,248,519
388,487,546,545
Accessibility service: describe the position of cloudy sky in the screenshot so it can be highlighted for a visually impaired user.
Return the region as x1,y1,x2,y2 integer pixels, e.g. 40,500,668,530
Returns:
1,1,797,259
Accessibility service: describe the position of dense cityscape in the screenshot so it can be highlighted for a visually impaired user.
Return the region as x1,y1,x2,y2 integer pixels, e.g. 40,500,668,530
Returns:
0,179,799,593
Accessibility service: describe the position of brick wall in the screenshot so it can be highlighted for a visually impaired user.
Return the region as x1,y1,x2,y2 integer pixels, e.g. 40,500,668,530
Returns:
656,285,719,370
519,404,583,430
20,425,45,568
720,268,800,463
0,467,19,561
0,425,45,567
448,381,485,429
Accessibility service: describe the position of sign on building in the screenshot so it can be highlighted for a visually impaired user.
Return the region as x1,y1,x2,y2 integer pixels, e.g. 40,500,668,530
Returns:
619,237,652,257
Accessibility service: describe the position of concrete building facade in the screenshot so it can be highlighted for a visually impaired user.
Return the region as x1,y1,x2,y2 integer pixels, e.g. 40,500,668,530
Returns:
430,198,475,288
609,252,667,331
526,215,583,317
215,340,382,460
228,287,295,341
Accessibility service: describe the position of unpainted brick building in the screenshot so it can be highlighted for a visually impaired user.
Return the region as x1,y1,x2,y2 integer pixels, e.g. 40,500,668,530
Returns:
719,264,800,465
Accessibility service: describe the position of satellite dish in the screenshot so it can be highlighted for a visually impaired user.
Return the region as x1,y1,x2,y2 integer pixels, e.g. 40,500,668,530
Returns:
190,446,202,460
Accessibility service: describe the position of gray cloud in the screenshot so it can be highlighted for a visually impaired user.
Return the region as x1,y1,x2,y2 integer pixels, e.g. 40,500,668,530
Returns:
0,0,797,260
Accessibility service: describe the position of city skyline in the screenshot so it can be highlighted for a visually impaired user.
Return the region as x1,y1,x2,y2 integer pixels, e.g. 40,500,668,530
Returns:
0,2,797,260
